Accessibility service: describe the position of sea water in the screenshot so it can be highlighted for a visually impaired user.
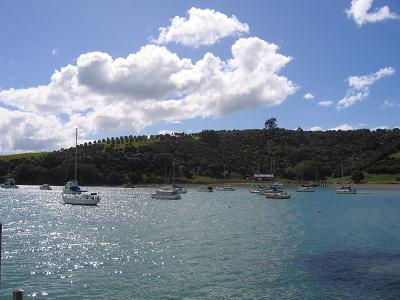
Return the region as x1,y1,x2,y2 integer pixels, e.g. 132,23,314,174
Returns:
1,186,400,299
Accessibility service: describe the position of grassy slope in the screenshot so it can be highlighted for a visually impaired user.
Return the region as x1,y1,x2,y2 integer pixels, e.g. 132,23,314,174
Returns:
390,151,400,159
0,152,45,161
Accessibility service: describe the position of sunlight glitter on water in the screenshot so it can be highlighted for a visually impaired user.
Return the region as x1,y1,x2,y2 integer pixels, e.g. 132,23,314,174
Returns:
1,186,400,298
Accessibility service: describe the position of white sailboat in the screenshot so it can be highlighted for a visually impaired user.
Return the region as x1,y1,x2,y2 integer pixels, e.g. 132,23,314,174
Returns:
62,129,100,205
151,186,181,200
216,164,235,191
296,167,314,192
335,163,356,194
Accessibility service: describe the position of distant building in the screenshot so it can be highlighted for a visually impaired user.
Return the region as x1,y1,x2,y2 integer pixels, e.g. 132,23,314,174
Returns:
252,173,274,181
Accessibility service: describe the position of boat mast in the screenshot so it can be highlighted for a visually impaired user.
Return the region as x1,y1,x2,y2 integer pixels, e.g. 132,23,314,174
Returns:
75,128,78,182
341,161,344,186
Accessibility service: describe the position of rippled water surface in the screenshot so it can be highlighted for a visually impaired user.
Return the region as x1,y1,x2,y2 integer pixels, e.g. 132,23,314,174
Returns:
1,186,400,299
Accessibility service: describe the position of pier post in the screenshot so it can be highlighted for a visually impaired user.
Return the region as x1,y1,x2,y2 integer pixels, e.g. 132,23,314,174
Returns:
0,223,2,288
13,289,23,300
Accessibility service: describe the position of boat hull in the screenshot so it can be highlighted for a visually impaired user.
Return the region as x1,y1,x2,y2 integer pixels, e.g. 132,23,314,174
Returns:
62,193,100,205
265,192,291,199
336,190,357,194
151,193,181,200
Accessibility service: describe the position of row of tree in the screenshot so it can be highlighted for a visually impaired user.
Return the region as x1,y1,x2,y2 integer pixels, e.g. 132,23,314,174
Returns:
1,128,400,185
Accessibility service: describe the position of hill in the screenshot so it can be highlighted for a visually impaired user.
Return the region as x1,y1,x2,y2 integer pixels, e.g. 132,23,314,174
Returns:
1,128,400,185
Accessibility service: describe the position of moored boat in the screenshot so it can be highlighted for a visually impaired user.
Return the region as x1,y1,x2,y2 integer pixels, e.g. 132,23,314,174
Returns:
199,185,213,192
39,184,52,190
62,128,100,206
335,185,357,194
265,191,291,199
296,185,315,192
215,185,235,191
151,186,181,200
0,178,19,189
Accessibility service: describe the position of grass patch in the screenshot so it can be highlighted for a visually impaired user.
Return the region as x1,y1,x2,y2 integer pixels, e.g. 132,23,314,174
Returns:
389,151,400,159
0,152,44,161
364,173,399,184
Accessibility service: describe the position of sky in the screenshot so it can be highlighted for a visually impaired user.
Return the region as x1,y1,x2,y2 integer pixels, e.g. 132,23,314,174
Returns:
0,0,399,154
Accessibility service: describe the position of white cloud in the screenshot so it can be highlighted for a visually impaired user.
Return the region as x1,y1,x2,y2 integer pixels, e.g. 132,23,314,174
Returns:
372,125,388,130
347,67,395,90
330,124,354,131
346,0,399,26
382,99,398,109
309,126,323,131
158,130,175,135
0,37,296,153
337,67,395,110
318,100,333,107
303,92,314,100
155,7,249,47
0,107,70,153
51,48,59,55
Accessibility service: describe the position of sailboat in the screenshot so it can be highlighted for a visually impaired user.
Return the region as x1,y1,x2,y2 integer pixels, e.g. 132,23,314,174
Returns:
335,163,356,194
0,165,19,189
216,164,235,191
170,159,187,194
62,128,100,205
296,167,314,192
151,160,183,200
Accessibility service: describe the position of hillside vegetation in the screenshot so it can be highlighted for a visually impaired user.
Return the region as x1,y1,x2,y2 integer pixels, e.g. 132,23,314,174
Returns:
1,128,400,185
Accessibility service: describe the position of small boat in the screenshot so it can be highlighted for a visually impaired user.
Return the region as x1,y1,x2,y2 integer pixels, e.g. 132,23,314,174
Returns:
249,188,262,194
296,168,314,192
151,186,181,200
199,185,213,192
62,128,100,206
216,164,235,191
172,185,187,194
39,184,52,190
335,163,356,194
265,191,291,199
215,185,235,191
63,180,100,205
296,185,315,192
335,185,357,194
0,178,19,189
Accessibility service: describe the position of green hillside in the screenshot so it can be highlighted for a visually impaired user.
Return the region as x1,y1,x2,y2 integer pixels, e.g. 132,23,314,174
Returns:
1,128,400,185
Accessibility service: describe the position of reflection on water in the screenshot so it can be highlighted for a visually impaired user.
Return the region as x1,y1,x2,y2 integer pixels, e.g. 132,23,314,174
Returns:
0,186,400,298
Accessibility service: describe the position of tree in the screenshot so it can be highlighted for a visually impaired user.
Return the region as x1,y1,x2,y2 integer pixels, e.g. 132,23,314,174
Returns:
351,171,364,183
265,117,277,130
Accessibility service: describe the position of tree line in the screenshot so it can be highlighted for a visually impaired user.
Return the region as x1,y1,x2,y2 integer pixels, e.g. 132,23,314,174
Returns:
1,128,400,185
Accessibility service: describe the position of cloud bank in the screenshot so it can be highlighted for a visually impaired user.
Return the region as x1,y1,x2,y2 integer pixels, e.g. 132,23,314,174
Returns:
0,35,296,153
346,0,399,26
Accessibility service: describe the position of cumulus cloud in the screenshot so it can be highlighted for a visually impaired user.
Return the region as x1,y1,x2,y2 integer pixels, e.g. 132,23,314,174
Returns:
318,100,333,107
309,126,323,131
155,7,249,47
51,48,59,55
0,37,296,153
330,124,354,131
346,0,399,26
0,107,71,153
303,92,314,100
337,67,395,110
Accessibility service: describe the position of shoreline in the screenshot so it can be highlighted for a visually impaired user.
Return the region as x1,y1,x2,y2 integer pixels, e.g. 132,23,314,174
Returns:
12,182,400,190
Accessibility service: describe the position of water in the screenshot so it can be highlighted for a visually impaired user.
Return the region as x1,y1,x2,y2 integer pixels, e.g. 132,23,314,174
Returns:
1,186,400,299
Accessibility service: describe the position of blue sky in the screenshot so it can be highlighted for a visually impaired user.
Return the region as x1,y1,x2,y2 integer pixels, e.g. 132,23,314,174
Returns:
0,0,399,153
